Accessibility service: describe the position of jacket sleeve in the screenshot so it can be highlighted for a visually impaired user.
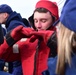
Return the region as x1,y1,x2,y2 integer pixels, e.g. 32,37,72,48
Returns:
0,39,20,62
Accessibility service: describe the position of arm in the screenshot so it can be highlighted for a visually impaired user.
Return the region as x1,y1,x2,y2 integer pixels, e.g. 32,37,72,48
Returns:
0,25,33,61
0,39,20,62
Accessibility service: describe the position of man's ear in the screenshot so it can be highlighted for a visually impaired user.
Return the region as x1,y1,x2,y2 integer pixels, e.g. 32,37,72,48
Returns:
4,13,9,19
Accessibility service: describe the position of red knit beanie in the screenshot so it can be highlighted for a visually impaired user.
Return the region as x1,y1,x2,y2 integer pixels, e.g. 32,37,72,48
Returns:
35,0,59,20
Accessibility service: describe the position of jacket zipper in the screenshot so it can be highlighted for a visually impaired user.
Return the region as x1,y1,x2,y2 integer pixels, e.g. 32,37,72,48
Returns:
33,40,41,75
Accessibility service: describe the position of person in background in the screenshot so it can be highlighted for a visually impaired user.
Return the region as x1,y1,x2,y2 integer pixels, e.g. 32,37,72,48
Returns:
0,1,59,75
0,4,26,75
42,0,76,75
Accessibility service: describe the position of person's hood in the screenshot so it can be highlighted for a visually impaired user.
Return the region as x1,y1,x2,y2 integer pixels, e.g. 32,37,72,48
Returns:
6,11,23,28
53,0,76,31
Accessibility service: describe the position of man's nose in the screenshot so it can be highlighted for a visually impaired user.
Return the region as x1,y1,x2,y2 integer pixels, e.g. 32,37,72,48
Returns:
37,21,42,27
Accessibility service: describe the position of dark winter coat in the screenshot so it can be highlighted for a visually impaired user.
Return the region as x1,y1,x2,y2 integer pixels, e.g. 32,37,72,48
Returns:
5,11,25,32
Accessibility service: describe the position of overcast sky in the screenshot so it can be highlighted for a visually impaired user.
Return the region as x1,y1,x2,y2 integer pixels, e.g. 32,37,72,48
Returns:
0,0,66,19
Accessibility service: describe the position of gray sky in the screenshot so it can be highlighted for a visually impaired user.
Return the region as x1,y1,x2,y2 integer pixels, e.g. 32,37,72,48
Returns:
0,0,66,19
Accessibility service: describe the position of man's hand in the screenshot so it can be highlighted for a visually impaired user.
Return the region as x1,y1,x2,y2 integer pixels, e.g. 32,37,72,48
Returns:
30,30,54,43
5,25,33,46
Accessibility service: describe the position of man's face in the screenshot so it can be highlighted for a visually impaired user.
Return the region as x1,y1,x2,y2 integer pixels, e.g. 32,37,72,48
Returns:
34,11,53,31
0,13,7,24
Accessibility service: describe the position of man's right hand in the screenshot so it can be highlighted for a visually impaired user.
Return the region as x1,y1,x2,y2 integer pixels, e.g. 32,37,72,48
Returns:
5,25,32,46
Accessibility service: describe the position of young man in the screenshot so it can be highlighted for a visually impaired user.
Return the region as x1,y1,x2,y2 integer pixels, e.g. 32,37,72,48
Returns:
0,1,59,75
0,4,26,75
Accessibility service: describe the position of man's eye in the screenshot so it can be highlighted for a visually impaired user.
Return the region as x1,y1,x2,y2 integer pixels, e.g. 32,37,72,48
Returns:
42,20,47,23
34,20,38,23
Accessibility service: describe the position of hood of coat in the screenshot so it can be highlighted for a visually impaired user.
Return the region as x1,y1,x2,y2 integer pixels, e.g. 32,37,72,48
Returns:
5,11,23,28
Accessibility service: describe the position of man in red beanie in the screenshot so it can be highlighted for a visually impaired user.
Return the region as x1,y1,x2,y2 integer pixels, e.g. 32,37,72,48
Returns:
0,1,59,75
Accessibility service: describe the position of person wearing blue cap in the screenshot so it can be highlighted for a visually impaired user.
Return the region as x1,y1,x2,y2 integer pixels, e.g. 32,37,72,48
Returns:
42,0,76,75
0,4,27,75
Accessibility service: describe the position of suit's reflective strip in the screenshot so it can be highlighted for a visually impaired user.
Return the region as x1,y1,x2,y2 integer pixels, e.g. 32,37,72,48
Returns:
13,38,27,53
13,44,19,53
20,38,27,42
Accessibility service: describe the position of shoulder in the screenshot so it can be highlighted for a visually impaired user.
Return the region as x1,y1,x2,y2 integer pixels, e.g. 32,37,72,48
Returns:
8,20,25,30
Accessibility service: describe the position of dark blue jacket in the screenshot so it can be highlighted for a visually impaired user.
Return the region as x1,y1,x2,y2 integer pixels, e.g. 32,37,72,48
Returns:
5,11,25,32
42,54,76,75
